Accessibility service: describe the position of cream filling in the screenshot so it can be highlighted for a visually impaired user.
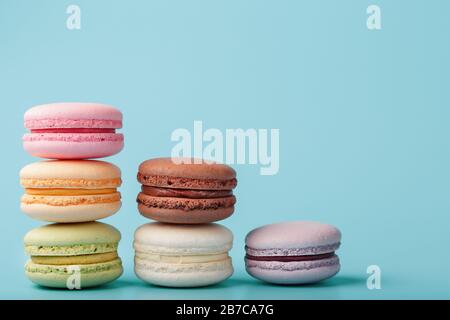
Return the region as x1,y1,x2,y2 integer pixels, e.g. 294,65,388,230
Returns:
135,252,229,264
21,192,121,206
31,251,118,265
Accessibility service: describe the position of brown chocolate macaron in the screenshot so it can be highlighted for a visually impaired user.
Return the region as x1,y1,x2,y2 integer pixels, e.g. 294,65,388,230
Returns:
137,158,237,224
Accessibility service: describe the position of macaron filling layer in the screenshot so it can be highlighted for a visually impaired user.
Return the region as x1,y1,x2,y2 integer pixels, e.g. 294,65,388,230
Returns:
135,252,229,264
137,193,236,211
245,255,340,272
245,252,336,262
30,128,116,134
31,251,119,265
245,243,341,257
141,186,232,199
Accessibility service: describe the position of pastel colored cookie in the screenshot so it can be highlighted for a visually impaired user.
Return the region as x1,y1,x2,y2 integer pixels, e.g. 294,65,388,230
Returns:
137,157,237,224
134,223,233,287
23,102,124,159
245,221,341,285
24,222,123,289
20,160,121,223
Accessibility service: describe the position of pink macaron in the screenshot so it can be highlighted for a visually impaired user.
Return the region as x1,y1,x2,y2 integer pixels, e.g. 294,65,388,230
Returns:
245,221,341,285
23,103,124,159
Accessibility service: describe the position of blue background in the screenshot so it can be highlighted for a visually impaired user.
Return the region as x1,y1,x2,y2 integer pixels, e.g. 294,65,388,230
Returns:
1,0,449,299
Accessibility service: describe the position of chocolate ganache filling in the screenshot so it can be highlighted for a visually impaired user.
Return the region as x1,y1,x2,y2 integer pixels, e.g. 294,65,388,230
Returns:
141,186,233,199
245,252,336,262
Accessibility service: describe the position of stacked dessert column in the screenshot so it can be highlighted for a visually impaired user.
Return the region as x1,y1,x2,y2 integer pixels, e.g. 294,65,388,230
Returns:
20,103,125,289
134,158,237,287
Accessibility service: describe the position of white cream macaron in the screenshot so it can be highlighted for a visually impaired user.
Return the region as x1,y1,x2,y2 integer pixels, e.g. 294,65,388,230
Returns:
134,223,233,287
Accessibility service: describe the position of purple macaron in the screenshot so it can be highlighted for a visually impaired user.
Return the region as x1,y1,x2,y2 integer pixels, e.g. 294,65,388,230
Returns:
245,221,341,285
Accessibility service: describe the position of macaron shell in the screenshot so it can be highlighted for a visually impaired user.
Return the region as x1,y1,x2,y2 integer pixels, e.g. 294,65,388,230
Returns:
138,174,237,191
245,221,342,252
24,221,121,246
21,201,121,223
134,257,233,287
134,223,233,253
138,157,236,181
24,103,122,127
138,205,234,224
23,137,124,159
20,160,121,181
245,256,340,285
25,259,123,288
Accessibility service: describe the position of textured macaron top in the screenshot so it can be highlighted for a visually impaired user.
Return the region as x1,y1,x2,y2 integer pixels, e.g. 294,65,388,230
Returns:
24,103,122,129
24,222,121,247
20,160,121,188
134,223,233,255
138,157,237,190
246,221,341,256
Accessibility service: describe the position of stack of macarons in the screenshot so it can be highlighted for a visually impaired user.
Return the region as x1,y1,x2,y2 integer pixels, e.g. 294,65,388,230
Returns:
20,102,124,289
134,157,237,287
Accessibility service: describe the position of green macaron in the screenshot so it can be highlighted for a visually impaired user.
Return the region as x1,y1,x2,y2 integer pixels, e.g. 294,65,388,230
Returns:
24,222,123,289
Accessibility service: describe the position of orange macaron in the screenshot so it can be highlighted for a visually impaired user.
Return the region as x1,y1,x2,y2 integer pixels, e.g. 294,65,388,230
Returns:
20,160,122,223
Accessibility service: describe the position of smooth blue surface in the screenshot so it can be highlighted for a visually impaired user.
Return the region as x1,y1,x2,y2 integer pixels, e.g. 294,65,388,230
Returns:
1,0,449,299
